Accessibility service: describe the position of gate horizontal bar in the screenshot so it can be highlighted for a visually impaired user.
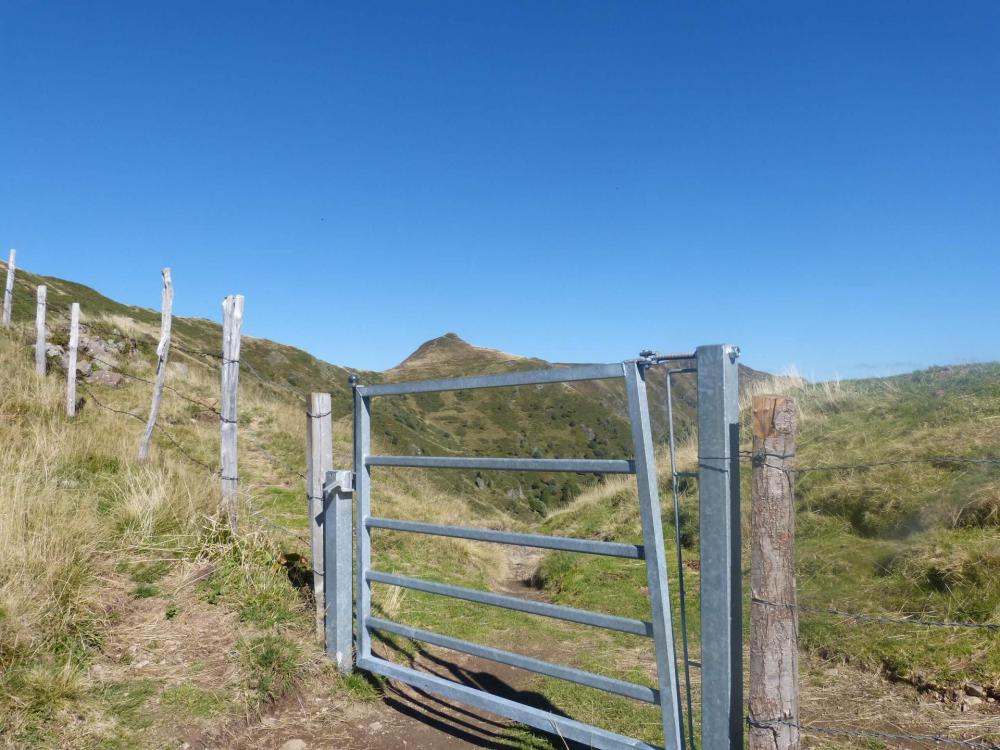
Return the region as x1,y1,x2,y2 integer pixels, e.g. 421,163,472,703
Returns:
367,616,659,704
366,455,636,474
367,570,653,637
359,655,663,750
367,517,645,559
357,363,625,397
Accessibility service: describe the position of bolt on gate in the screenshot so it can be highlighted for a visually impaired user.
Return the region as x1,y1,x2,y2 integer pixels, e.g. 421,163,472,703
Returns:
321,344,742,750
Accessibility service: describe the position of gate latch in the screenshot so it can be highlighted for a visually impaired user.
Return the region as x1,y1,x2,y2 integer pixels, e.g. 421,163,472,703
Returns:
323,469,354,498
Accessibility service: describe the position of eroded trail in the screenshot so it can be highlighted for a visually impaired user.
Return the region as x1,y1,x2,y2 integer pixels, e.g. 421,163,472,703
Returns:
188,544,560,750
183,543,1000,750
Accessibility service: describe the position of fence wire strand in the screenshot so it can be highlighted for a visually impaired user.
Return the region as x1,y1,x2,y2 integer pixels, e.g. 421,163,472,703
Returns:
8,285,1000,749
748,717,1000,750
751,596,1000,631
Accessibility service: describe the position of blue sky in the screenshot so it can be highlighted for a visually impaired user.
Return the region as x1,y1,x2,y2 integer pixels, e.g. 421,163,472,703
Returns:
2,2,997,379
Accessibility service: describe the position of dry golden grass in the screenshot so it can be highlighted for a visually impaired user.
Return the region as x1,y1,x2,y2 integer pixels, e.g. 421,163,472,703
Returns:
0,325,315,745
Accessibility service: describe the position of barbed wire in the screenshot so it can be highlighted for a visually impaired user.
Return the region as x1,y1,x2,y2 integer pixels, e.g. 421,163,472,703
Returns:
751,596,1000,631
1,283,316,551
248,508,311,545
737,450,1000,473
78,384,220,474
172,339,308,400
85,352,223,416
245,434,307,480
748,717,1000,750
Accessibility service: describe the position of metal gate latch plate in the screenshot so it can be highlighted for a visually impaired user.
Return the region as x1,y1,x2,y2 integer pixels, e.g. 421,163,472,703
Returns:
323,469,354,496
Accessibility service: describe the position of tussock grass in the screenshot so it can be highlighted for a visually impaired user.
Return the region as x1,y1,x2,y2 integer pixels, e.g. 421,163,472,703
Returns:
3,282,998,748
532,362,1000,733
0,326,314,746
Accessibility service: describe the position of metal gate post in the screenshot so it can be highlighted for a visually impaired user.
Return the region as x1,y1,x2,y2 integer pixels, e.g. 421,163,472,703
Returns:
696,344,742,750
624,361,684,750
324,469,354,672
353,384,374,664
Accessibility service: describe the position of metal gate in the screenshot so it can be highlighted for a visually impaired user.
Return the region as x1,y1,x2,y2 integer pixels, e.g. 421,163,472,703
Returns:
324,344,742,750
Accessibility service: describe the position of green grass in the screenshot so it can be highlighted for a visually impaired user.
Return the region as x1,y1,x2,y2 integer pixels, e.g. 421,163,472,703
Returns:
159,685,227,718
533,364,1000,697
199,537,307,628
4,263,999,746
238,634,302,703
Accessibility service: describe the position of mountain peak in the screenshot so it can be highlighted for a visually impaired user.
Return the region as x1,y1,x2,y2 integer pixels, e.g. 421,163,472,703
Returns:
399,332,472,362
388,332,527,378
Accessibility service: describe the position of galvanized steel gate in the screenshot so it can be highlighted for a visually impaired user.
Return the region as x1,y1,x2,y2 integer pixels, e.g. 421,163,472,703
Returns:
324,344,742,750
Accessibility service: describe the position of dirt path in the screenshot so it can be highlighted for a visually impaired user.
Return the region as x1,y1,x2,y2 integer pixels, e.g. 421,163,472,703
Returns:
188,545,560,750
183,545,1000,750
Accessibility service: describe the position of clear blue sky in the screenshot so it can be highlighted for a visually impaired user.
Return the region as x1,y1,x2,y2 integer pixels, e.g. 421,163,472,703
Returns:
2,2,997,379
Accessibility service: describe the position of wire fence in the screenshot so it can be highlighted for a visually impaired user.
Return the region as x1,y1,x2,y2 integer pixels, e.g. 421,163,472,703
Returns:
6,265,1000,749
0,292,314,545
748,717,1000,750
744,444,1000,749
738,450,1000,472
752,596,1000,632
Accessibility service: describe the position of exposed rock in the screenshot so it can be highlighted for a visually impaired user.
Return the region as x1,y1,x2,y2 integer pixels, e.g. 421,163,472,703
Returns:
961,696,984,711
46,343,65,361
80,336,121,369
87,370,124,387
279,740,307,750
966,682,987,699
474,474,486,490
77,360,93,377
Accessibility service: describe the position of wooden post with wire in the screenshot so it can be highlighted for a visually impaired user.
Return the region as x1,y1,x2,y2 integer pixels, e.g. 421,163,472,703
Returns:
35,285,47,375
749,394,800,750
139,269,173,462
66,303,81,416
220,294,244,533
2,249,14,328
306,392,333,640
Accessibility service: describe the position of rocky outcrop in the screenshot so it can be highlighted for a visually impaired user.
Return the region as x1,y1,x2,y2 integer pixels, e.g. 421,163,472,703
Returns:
87,370,124,387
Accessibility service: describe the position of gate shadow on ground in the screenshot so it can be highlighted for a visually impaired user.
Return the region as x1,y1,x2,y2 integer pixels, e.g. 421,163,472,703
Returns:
372,632,590,749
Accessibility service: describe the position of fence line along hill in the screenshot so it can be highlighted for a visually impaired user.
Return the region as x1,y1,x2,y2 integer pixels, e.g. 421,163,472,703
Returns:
1,255,998,750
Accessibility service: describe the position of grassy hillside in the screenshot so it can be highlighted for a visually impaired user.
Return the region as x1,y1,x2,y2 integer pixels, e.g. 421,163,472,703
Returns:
533,364,1000,743
2,261,998,749
0,326,317,747
3,262,702,518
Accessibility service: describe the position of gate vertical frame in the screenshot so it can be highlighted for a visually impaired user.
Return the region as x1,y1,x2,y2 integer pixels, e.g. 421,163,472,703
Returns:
624,361,685,750
354,386,374,663
696,344,742,750
340,357,745,750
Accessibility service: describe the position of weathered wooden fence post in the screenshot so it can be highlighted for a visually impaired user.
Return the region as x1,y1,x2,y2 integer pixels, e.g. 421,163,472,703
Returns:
35,285,47,375
306,392,333,640
2,249,14,327
139,269,173,462
66,303,80,416
749,395,800,750
220,294,244,533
